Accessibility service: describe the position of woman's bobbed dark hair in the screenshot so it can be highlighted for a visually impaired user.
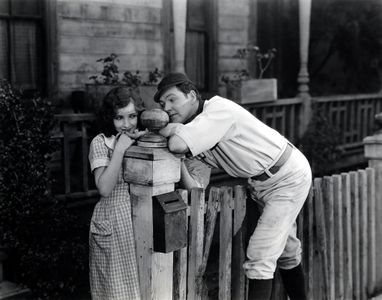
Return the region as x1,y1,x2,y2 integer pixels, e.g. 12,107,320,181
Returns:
96,87,145,137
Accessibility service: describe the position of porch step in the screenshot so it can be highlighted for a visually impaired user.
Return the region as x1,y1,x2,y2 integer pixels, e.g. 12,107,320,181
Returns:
0,281,31,300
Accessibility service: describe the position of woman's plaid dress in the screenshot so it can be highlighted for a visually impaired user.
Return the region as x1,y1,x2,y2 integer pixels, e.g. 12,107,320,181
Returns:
88,134,141,300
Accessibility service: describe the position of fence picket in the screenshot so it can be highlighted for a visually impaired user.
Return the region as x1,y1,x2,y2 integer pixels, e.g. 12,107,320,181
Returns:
350,172,361,300
173,189,188,300
366,168,376,295
341,173,353,299
197,187,220,297
323,176,335,300
188,188,205,300
307,186,314,300
358,170,368,300
333,175,344,300
201,187,220,274
219,187,233,300
313,178,329,299
63,123,71,194
232,186,247,300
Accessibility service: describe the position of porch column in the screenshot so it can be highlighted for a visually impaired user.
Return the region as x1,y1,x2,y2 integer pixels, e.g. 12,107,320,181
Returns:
124,146,181,300
172,0,187,72
298,0,312,137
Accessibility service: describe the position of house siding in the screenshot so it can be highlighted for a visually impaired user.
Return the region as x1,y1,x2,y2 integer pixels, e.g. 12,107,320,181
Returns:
217,0,250,95
54,0,254,106
56,0,164,102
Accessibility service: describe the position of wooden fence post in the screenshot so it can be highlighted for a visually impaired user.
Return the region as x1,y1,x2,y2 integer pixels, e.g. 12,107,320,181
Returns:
174,189,189,300
358,170,368,300
313,178,329,299
366,168,376,296
341,172,353,299
188,188,205,300
332,175,344,300
363,123,382,293
123,146,181,300
306,186,314,300
323,176,335,300
232,186,247,300
350,171,361,300
219,187,233,300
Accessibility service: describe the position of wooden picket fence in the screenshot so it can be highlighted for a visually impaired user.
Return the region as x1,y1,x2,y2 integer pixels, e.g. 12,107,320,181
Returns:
301,167,378,300
174,186,249,300
174,167,379,300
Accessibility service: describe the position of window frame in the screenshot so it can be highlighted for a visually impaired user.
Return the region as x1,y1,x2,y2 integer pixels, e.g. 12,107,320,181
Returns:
0,0,56,97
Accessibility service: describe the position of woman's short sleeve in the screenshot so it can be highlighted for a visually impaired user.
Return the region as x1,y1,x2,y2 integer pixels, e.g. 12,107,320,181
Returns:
89,134,110,172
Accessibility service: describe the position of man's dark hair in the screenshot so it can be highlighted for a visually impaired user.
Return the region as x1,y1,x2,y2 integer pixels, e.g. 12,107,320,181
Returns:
176,81,202,102
154,72,202,102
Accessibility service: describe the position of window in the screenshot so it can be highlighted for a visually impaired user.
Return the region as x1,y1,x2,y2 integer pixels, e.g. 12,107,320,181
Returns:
0,0,45,95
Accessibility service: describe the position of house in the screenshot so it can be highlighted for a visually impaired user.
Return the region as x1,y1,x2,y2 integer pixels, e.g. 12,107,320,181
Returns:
2,0,381,103
2,0,381,190
1,0,382,299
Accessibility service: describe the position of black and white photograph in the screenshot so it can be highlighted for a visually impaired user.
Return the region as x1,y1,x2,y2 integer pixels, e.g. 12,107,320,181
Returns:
1,0,382,299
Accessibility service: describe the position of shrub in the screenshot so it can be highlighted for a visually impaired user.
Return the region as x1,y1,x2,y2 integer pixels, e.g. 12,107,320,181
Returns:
298,104,343,177
0,80,89,299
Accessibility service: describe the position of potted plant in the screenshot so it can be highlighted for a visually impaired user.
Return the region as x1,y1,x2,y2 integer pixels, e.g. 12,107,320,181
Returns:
86,53,162,110
222,45,277,104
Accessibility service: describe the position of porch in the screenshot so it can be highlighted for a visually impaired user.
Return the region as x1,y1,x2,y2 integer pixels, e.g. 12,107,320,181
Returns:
51,92,382,202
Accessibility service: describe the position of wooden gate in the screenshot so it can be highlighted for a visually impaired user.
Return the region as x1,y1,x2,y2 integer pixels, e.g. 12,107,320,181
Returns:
174,167,379,300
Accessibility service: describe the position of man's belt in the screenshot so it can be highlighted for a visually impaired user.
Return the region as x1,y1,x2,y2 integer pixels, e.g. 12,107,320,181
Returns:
251,143,293,182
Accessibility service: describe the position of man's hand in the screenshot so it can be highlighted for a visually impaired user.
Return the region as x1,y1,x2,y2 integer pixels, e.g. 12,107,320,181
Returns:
159,123,183,137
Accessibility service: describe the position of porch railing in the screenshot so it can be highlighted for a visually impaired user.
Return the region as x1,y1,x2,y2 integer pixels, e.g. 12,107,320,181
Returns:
243,97,303,143
50,113,98,201
51,93,382,200
314,94,382,153
243,93,382,150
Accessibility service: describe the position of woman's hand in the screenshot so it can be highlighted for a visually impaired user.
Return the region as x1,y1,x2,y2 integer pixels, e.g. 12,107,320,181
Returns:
115,133,134,153
123,129,148,140
115,129,148,153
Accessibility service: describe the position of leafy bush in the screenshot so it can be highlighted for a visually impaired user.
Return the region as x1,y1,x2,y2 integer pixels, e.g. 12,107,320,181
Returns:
0,80,89,299
298,104,343,177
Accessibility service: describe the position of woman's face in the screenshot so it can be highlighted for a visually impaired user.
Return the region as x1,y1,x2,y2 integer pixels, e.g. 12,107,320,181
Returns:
113,101,138,134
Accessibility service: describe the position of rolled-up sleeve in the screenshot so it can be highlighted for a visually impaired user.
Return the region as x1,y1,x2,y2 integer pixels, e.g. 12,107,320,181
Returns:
175,99,235,156
183,158,211,188
89,135,110,172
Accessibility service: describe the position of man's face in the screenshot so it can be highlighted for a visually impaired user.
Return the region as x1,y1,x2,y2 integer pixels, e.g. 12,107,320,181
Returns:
158,86,198,123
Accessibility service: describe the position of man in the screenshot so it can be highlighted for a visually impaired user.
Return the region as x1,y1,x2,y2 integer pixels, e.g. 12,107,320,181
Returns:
155,72,312,300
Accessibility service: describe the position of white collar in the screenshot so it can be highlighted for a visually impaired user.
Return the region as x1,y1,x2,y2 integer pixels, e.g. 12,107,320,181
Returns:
100,134,116,150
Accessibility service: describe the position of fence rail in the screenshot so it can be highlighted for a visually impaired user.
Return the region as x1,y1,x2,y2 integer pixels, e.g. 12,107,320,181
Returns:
243,97,302,143
243,94,382,150
50,113,97,200
315,94,382,151
177,166,379,299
